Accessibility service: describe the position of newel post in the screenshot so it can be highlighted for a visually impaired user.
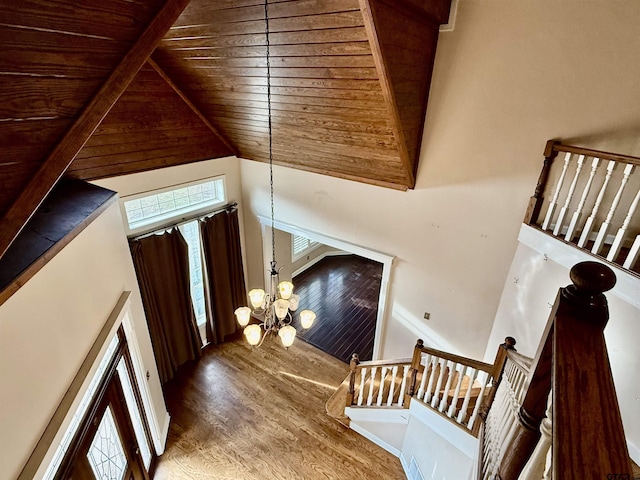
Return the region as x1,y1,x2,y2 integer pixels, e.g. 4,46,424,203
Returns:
551,261,632,479
404,339,424,405
523,140,559,224
345,353,360,407
480,336,517,419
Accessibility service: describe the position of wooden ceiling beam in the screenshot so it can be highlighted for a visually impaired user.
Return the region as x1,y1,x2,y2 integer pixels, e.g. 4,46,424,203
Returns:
147,58,239,157
359,0,451,188
377,0,451,24
0,0,192,259
359,0,415,189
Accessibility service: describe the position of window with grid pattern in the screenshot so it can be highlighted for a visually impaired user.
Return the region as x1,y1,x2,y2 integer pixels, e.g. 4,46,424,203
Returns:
122,177,225,234
292,234,318,261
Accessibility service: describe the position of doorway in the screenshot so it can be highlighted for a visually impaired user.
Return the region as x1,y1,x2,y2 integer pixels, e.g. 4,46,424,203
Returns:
292,254,383,362
258,215,394,360
62,373,147,480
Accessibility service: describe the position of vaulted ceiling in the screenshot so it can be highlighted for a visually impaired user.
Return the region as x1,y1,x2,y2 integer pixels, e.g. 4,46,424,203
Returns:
0,0,451,258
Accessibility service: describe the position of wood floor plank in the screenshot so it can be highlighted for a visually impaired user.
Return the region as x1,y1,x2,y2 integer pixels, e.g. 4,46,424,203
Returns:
155,339,405,480
292,255,383,362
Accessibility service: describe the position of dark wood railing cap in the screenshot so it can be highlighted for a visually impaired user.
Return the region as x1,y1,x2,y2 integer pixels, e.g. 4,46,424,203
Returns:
502,336,517,349
563,261,616,308
416,339,424,348
569,261,616,295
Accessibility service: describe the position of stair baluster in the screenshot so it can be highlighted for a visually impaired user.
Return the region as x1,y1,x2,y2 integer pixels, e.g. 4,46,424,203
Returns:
447,364,467,418
565,156,600,241
541,152,572,230
366,367,377,406
592,163,635,255
553,154,585,236
608,183,640,262
398,365,410,407
578,160,616,248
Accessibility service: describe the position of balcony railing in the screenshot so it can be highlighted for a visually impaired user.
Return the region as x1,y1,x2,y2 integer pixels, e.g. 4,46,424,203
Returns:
524,141,640,275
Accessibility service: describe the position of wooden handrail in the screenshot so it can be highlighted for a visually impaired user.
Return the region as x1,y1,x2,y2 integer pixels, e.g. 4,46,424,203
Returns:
355,357,412,368
552,142,640,166
415,341,495,374
492,261,633,479
552,261,632,478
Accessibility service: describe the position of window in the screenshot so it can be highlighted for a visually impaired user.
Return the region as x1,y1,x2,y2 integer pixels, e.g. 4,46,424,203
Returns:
292,234,319,261
178,221,207,327
42,336,120,480
122,177,225,235
116,360,152,468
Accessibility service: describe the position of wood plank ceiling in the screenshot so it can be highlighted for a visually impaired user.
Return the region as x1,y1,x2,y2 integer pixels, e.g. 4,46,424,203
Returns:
0,0,451,259
68,62,234,180
153,0,450,190
0,0,163,214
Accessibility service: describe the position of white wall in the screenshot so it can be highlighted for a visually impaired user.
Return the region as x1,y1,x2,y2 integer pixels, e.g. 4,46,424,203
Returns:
485,227,640,463
0,202,167,480
239,0,640,361
401,401,475,480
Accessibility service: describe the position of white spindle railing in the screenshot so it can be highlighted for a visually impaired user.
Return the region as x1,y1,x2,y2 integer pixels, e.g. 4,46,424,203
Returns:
542,152,572,230
608,185,640,262
530,144,640,273
348,346,496,436
565,157,600,241
553,154,585,236
592,163,635,255
412,352,493,436
352,360,413,408
577,160,616,248
623,235,640,269
481,357,530,480
518,390,553,480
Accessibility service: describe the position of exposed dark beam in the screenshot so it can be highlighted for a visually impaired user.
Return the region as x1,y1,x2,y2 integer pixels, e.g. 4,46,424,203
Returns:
148,58,240,157
359,0,415,188
0,0,192,259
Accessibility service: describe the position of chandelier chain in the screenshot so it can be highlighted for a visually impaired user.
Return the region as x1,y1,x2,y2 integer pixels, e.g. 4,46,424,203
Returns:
264,0,276,267
233,0,316,348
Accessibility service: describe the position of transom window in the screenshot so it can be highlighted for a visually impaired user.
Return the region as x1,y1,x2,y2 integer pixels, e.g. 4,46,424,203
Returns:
122,177,225,234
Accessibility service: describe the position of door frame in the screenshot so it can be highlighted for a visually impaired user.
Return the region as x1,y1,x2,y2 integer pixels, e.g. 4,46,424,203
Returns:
54,328,151,480
258,215,395,360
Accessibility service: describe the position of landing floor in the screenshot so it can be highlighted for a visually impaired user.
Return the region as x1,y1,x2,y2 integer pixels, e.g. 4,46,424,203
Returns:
154,338,405,479
292,254,383,363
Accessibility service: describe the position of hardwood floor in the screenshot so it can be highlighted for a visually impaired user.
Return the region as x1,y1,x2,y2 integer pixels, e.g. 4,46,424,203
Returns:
292,255,383,363
154,338,405,480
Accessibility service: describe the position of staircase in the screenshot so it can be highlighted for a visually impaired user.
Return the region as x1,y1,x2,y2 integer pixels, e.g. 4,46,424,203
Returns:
327,262,637,479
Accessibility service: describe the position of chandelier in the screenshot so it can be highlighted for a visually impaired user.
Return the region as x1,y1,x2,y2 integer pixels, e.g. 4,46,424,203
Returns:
233,0,316,348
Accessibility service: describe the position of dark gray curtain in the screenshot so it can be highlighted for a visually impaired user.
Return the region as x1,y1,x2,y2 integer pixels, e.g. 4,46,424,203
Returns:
130,229,202,384
200,207,247,345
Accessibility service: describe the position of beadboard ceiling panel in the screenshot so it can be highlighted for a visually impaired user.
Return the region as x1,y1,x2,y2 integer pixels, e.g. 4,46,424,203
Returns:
0,0,165,215
0,0,452,260
68,62,234,180
153,0,424,189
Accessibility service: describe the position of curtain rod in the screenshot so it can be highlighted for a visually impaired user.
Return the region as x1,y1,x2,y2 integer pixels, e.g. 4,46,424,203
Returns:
128,202,238,242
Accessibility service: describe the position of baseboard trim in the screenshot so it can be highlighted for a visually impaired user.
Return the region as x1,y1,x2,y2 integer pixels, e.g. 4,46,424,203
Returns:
399,453,410,478
345,407,410,424
157,411,171,455
292,250,351,278
628,439,640,466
